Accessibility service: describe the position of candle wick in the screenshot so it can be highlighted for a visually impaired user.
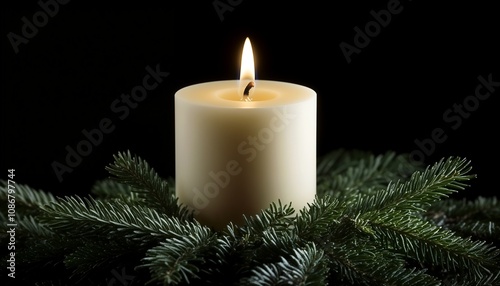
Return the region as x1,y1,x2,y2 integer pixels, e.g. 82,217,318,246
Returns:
243,81,255,97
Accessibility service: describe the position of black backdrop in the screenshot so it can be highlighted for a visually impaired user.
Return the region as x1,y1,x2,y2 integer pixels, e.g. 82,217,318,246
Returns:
2,1,499,199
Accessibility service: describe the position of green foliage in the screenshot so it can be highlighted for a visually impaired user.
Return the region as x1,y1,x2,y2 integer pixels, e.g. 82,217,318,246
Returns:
1,149,499,285
105,150,190,219
140,224,216,285
316,149,421,199
0,181,56,218
39,195,203,243
90,179,139,201
349,157,473,215
241,243,329,286
294,195,344,241
426,196,500,243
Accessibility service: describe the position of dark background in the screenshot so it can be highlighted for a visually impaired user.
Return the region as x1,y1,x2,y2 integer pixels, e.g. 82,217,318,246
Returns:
1,1,498,199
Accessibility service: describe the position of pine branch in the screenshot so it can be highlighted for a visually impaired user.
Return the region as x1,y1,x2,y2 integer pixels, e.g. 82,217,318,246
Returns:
451,220,499,243
139,225,216,285
90,179,140,201
345,156,485,280
193,202,301,284
294,195,344,241
63,237,141,277
315,216,439,286
15,235,78,273
202,202,335,285
3,149,499,285
219,201,298,268
446,270,500,286
350,157,474,215
426,196,500,242
240,263,282,286
317,149,402,177
36,196,215,283
324,231,439,286
0,180,56,211
39,195,205,243
236,200,296,239
279,242,328,285
242,243,329,286
317,149,421,198
5,216,67,272
105,150,189,219
193,234,256,285
367,210,500,279
17,215,55,237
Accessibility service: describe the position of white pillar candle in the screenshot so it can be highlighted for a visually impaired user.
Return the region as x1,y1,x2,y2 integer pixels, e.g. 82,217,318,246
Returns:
175,38,316,229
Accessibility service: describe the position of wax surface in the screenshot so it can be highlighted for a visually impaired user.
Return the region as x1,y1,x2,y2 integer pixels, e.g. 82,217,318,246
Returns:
175,80,316,229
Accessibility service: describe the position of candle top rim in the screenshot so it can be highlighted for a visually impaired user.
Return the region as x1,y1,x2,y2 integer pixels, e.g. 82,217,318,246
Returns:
175,80,316,108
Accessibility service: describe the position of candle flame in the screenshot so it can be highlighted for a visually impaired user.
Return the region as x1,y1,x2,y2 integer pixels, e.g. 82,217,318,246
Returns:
240,37,255,101
240,37,255,81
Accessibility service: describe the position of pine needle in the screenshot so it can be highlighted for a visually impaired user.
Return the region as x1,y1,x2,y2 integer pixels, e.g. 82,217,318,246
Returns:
105,150,189,218
5,149,499,285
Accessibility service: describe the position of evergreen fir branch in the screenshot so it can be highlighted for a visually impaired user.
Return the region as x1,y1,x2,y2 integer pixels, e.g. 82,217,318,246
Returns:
40,195,206,242
451,221,499,243
317,149,394,177
105,150,189,218
242,243,328,286
3,149,499,285
63,237,141,277
323,234,439,286
18,215,55,237
446,270,500,286
0,180,56,208
210,201,297,273
199,217,310,285
90,179,139,201
255,228,302,264
281,243,327,285
36,196,215,282
321,217,438,286
237,200,296,238
16,235,78,269
351,157,474,215
12,216,70,268
426,196,500,242
0,181,57,262
198,202,299,283
139,225,217,285
367,210,500,278
294,195,344,241
240,263,282,286
317,150,421,198
194,234,256,285
430,196,500,221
